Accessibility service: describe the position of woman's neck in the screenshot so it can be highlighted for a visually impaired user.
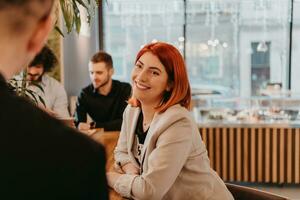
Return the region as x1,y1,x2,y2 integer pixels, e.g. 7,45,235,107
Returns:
141,104,156,126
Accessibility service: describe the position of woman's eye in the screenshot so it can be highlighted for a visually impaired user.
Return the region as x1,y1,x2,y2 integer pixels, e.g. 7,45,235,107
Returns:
152,71,159,76
135,64,142,69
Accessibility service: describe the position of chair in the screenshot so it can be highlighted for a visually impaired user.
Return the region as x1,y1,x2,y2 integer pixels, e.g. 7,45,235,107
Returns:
225,183,290,200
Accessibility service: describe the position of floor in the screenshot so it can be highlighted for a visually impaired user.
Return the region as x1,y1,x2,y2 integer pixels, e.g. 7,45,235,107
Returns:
236,183,300,200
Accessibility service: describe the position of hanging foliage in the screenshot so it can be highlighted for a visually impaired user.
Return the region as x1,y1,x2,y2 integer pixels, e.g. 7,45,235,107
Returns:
58,0,100,35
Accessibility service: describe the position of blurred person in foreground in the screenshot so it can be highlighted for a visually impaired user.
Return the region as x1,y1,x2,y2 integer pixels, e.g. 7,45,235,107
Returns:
0,1,108,199
26,45,70,119
107,42,233,200
75,51,131,131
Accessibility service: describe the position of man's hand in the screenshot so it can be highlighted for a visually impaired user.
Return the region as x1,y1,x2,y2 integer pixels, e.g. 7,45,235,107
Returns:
78,122,90,131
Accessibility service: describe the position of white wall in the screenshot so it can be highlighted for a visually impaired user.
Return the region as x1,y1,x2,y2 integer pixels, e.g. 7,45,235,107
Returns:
62,13,99,96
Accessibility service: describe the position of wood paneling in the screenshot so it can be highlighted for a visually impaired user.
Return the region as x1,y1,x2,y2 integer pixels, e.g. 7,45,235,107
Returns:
199,126,300,184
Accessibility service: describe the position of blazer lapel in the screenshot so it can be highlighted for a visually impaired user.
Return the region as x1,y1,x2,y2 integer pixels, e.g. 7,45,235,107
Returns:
140,112,160,165
128,108,141,156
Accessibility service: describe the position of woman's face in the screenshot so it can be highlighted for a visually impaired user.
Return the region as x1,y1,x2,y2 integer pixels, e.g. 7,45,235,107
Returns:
131,52,169,107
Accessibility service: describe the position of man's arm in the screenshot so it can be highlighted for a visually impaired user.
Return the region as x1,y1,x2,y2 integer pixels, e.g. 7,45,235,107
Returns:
95,119,122,131
74,91,88,127
52,83,70,119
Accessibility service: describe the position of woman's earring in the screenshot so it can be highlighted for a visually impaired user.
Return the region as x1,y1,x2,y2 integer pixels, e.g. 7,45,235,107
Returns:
166,86,171,92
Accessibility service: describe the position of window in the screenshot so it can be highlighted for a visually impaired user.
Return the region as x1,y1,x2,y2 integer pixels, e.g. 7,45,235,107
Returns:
251,42,271,95
103,0,184,80
102,0,294,97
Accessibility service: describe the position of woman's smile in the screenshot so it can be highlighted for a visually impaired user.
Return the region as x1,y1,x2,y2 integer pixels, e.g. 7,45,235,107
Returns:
134,81,150,90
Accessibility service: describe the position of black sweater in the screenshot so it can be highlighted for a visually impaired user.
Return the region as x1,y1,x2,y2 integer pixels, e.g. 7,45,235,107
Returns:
0,74,108,200
74,80,131,131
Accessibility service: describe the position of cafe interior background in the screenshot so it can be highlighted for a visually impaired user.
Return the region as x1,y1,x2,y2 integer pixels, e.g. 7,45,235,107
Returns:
51,0,300,199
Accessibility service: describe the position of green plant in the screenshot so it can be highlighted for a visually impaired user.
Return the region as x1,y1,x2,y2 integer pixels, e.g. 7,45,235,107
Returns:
9,0,100,105
8,70,46,107
59,0,100,34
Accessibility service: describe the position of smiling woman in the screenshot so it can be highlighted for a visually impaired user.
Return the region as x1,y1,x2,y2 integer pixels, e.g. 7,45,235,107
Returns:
107,42,234,200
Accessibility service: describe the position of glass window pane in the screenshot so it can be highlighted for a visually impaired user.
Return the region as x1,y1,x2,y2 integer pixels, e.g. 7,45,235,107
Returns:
291,0,300,94
186,0,291,97
103,0,184,82
103,0,292,97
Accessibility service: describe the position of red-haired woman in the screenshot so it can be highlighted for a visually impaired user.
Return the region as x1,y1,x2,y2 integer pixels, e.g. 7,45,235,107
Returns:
107,42,233,200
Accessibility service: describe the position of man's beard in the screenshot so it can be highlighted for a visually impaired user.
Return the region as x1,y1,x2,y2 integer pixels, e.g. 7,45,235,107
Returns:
28,73,43,83
94,74,110,91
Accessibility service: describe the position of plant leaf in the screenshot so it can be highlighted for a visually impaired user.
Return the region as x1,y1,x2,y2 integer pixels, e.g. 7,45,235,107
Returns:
30,81,44,93
75,0,88,9
72,0,82,33
38,95,46,107
25,90,39,105
94,0,101,6
54,26,65,37
75,16,81,33
60,0,75,33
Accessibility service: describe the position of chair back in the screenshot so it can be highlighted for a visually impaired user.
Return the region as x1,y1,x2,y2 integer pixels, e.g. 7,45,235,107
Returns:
226,183,290,200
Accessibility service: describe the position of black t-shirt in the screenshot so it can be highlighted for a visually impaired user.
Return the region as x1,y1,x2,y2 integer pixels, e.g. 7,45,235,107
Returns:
135,112,149,144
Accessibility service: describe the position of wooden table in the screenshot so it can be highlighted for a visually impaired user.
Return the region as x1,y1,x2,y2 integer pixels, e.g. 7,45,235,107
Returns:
86,130,123,200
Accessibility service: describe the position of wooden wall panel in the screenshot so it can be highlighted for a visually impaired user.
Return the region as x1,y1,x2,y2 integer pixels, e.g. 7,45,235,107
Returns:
199,126,300,184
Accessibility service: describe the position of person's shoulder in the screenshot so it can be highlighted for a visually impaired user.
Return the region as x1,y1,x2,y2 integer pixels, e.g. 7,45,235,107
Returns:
156,104,193,126
113,79,131,89
43,74,60,86
44,75,66,90
44,74,58,82
123,104,139,115
80,84,93,95
1,91,34,112
163,104,190,117
1,94,56,129
3,94,104,153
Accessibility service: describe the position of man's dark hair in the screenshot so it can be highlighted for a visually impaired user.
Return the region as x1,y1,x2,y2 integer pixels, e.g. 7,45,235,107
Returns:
91,51,113,69
29,46,58,73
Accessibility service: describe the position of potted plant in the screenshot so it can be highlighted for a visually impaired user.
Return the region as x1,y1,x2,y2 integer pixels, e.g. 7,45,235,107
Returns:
9,0,100,105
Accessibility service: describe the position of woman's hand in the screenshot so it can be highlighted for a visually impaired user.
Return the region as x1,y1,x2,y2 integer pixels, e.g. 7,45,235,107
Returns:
122,162,140,175
106,172,122,188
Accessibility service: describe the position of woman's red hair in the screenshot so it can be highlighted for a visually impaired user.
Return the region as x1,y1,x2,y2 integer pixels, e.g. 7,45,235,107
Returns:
128,42,191,113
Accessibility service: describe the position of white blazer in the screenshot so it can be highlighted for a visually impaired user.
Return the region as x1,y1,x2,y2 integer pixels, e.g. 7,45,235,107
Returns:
114,104,233,200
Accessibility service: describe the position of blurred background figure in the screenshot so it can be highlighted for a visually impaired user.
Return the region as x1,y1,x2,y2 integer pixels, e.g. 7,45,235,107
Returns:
27,46,70,118
0,1,108,199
